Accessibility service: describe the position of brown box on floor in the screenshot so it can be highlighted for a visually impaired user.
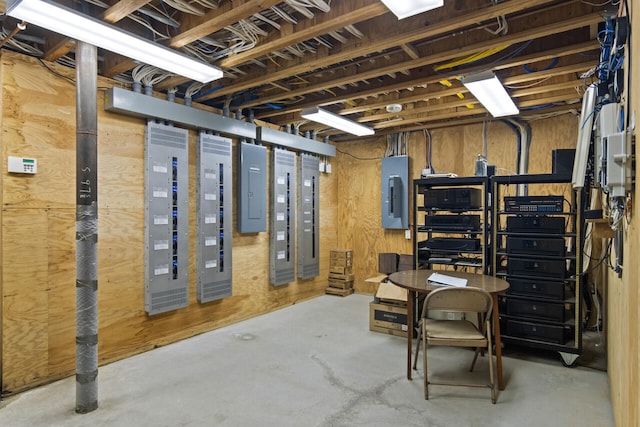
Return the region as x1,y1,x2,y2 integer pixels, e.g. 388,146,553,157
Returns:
330,249,353,275
327,249,354,296
369,302,408,338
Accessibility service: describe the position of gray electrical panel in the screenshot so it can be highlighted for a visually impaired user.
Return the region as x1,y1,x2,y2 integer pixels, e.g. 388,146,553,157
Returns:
297,153,320,279
270,148,296,285
381,156,409,229
144,121,189,315
238,142,267,233
197,132,233,303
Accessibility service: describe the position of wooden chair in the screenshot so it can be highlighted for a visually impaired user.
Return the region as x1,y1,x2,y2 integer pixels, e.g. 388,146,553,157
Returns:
413,286,496,403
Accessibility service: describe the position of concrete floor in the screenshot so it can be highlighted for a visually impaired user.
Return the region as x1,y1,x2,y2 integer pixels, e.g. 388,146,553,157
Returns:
0,294,614,427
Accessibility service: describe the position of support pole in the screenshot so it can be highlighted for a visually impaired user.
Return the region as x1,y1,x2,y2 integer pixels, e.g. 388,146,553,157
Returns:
75,41,99,414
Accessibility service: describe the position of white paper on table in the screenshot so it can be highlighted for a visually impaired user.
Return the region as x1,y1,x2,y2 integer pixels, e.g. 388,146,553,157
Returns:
427,272,467,287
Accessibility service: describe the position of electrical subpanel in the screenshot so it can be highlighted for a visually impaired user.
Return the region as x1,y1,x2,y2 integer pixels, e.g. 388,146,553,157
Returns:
144,121,189,315
270,148,296,285
381,156,409,229
596,103,632,198
297,153,320,279
237,142,267,233
196,133,233,303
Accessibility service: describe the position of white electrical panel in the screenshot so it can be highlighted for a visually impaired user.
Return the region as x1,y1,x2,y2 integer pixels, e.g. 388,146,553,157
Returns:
8,156,37,174
603,131,632,198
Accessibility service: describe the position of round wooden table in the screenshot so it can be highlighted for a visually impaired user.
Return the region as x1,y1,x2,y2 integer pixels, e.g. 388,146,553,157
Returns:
388,269,510,390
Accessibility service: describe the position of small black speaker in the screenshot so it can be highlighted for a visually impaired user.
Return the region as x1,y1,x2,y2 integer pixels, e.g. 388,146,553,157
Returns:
552,149,575,179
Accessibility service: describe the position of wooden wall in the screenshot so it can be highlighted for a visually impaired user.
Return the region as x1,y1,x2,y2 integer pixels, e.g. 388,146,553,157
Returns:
3,33,640,424
607,2,640,426
0,51,337,393
336,115,578,294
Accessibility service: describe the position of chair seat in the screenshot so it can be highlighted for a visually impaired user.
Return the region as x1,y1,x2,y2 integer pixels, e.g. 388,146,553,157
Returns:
425,319,486,342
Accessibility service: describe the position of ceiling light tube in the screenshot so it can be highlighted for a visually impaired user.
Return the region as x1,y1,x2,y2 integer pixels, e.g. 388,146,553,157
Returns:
6,0,223,83
462,71,519,117
301,107,374,136
381,0,444,19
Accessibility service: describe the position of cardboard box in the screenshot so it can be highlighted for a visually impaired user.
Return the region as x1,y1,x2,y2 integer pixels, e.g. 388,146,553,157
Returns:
369,324,407,338
329,265,352,275
325,287,355,297
369,302,408,336
330,249,353,259
375,281,408,306
330,257,353,267
328,278,354,290
328,273,355,281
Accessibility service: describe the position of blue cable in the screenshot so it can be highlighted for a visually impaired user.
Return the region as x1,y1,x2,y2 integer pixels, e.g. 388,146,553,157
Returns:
523,57,558,73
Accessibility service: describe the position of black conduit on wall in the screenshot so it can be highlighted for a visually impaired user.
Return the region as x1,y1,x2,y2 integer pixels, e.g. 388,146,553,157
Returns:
75,41,99,414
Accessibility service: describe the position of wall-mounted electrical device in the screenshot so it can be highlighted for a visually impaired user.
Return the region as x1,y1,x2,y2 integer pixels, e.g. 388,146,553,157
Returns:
602,131,632,198
197,132,233,303
381,156,409,229
8,156,37,174
144,121,189,315
297,153,320,279
238,142,267,233
270,148,297,285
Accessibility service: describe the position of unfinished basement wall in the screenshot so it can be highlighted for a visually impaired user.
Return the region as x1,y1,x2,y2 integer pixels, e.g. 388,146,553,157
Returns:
0,51,337,394
337,114,578,293
607,2,639,426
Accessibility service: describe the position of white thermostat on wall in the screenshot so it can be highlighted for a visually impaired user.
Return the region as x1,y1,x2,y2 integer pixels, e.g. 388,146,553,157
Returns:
8,156,37,174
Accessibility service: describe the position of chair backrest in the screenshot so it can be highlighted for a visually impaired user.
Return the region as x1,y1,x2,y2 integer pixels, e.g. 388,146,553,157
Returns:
421,286,493,318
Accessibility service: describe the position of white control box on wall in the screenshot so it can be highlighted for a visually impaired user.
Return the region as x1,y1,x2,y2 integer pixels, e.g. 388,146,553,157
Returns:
8,156,37,174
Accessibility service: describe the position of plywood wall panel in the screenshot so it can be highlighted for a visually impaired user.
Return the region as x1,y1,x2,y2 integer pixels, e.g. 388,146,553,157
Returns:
1,55,76,210
1,209,49,392
47,209,76,375
1,52,337,393
608,2,640,426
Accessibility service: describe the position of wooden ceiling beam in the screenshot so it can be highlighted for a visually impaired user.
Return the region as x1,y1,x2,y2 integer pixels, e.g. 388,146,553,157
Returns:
169,0,282,48
219,0,387,69
357,82,580,123
42,33,75,62
102,0,152,23
102,53,137,78
258,39,597,120
235,11,600,110
197,0,559,101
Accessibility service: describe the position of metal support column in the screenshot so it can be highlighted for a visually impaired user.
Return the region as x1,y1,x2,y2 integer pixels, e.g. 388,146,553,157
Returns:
75,41,98,414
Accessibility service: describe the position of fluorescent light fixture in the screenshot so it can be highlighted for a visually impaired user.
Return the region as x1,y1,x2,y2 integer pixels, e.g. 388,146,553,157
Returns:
381,0,444,19
6,0,223,83
462,71,519,117
301,107,374,136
